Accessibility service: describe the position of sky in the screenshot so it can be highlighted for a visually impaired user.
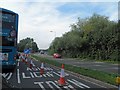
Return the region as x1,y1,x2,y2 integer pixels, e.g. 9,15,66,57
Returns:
0,0,119,49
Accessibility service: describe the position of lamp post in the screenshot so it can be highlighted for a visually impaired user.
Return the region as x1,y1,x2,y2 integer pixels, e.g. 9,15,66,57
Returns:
50,30,56,38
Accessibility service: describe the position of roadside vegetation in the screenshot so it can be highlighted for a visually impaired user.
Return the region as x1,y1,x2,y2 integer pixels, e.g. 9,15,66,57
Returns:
48,14,119,62
32,55,118,85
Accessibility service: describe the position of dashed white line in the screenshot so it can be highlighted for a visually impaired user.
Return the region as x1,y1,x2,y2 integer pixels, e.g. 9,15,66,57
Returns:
17,69,21,83
17,62,19,66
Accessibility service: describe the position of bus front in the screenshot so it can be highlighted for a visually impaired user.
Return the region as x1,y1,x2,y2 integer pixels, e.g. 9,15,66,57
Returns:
0,8,19,70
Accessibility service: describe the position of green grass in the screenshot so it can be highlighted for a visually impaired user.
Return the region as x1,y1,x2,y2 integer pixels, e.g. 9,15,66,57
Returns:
31,55,118,85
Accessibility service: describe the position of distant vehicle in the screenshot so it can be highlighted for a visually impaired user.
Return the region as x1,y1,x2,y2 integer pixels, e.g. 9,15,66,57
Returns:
53,53,61,58
0,8,19,70
40,50,44,54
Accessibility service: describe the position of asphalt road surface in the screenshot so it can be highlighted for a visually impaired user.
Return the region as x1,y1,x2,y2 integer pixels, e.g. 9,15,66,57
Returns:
1,58,117,89
37,54,118,74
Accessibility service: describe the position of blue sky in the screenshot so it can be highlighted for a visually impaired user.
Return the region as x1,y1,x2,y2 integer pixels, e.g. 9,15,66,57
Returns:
0,1,119,49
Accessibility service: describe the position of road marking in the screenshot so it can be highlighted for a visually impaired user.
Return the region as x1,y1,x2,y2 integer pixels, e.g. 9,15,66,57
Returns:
34,82,45,90
6,73,12,80
22,73,31,79
33,72,42,78
43,74,47,77
30,72,35,78
46,81,61,90
17,62,19,66
67,79,84,88
17,69,21,83
2,73,9,78
72,79,90,88
46,72,54,77
55,81,75,90
53,72,60,77
63,86,70,90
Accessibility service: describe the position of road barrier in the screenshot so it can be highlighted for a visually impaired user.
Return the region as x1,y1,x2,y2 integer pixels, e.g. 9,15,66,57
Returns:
40,62,44,75
58,64,67,86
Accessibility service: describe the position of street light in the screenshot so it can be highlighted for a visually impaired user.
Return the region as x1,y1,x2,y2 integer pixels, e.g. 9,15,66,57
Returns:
50,30,56,38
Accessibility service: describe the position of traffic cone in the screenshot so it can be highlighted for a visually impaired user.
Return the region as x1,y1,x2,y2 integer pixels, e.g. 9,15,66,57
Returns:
25,58,28,64
40,62,44,75
58,64,66,86
29,59,33,69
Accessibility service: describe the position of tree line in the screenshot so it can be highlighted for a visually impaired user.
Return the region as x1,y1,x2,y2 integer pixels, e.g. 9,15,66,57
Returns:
48,14,119,61
17,37,39,52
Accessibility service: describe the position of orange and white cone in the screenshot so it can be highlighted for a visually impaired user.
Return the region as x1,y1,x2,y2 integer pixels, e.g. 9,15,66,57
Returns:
29,59,33,69
58,64,66,86
25,58,28,64
40,62,44,75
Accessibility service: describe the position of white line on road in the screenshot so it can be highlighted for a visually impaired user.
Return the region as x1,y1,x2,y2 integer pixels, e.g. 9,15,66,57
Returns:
67,79,84,88
46,81,61,90
17,69,21,83
72,79,90,88
22,73,31,79
34,82,45,90
2,73,9,78
7,73,12,80
17,62,19,66
53,72,60,77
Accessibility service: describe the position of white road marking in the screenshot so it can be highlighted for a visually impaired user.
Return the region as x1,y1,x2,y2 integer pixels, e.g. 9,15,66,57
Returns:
72,79,90,88
17,62,19,66
17,69,21,83
46,72,54,77
2,73,9,78
6,73,12,80
34,82,45,90
33,72,42,78
67,79,84,88
43,74,47,77
30,72,35,78
55,81,75,90
46,81,61,90
63,86,70,90
53,72,60,77
22,73,31,79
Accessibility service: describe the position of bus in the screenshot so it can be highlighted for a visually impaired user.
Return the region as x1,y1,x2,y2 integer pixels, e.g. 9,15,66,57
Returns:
0,8,19,71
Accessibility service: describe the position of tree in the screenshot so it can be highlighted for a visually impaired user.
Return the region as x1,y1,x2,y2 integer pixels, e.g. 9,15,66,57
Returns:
48,13,118,61
18,37,39,52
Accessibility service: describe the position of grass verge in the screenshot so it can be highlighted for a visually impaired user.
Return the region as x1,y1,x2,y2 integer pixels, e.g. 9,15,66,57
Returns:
31,55,118,85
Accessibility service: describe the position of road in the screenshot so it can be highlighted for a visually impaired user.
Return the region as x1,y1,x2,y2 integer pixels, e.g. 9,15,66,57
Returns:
1,57,117,89
36,54,118,74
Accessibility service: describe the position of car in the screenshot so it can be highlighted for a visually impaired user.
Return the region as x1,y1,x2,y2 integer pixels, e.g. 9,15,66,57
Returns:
53,53,61,58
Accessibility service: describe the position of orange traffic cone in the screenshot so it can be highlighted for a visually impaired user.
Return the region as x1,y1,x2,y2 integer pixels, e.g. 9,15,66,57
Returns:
29,59,33,69
40,62,44,75
58,64,66,86
25,58,28,64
